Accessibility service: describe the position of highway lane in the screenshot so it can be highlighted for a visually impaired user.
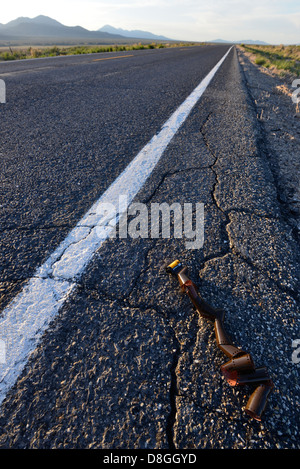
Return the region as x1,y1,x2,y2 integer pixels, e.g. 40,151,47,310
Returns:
1,44,298,450
0,44,230,311
0,44,235,449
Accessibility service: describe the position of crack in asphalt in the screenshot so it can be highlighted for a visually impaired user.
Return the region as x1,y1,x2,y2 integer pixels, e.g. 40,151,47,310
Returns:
199,108,299,302
236,50,300,243
166,332,180,449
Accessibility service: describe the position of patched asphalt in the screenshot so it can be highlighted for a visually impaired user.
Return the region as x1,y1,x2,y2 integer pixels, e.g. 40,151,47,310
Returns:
0,45,299,450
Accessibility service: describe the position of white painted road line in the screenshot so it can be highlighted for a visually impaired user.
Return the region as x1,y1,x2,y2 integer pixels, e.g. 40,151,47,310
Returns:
0,46,232,406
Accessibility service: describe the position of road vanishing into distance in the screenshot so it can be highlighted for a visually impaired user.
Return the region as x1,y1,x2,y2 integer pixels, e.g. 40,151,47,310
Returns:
0,45,299,452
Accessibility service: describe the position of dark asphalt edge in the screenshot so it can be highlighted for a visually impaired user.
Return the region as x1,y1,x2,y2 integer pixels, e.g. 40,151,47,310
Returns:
236,49,300,246
237,49,300,301
200,47,299,297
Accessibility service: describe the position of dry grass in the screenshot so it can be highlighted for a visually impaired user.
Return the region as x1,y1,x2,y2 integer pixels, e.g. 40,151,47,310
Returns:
239,44,300,77
0,41,203,61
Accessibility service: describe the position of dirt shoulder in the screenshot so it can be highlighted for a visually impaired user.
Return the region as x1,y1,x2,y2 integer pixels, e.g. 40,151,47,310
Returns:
236,46,300,240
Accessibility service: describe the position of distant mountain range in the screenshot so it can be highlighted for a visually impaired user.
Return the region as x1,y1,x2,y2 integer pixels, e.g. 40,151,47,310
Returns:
98,25,169,41
0,15,172,45
0,15,269,46
212,38,269,45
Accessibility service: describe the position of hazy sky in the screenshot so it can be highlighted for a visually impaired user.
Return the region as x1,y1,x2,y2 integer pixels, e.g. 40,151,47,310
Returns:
2,0,300,44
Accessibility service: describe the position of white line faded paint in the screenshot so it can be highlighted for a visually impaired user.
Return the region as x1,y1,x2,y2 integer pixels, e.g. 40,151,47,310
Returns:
0,46,233,406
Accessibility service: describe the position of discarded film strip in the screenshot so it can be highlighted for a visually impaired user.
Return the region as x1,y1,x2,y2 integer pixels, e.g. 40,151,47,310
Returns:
166,259,274,421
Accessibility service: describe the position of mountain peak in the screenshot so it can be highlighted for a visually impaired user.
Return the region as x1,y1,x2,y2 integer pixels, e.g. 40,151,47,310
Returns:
2,15,63,29
31,15,63,26
98,24,170,41
0,16,172,44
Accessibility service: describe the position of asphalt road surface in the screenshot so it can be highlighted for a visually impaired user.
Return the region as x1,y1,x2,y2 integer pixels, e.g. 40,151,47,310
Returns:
0,45,299,452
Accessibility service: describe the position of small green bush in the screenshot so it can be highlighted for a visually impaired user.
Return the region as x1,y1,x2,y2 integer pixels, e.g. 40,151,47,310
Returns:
255,56,266,66
0,52,16,60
